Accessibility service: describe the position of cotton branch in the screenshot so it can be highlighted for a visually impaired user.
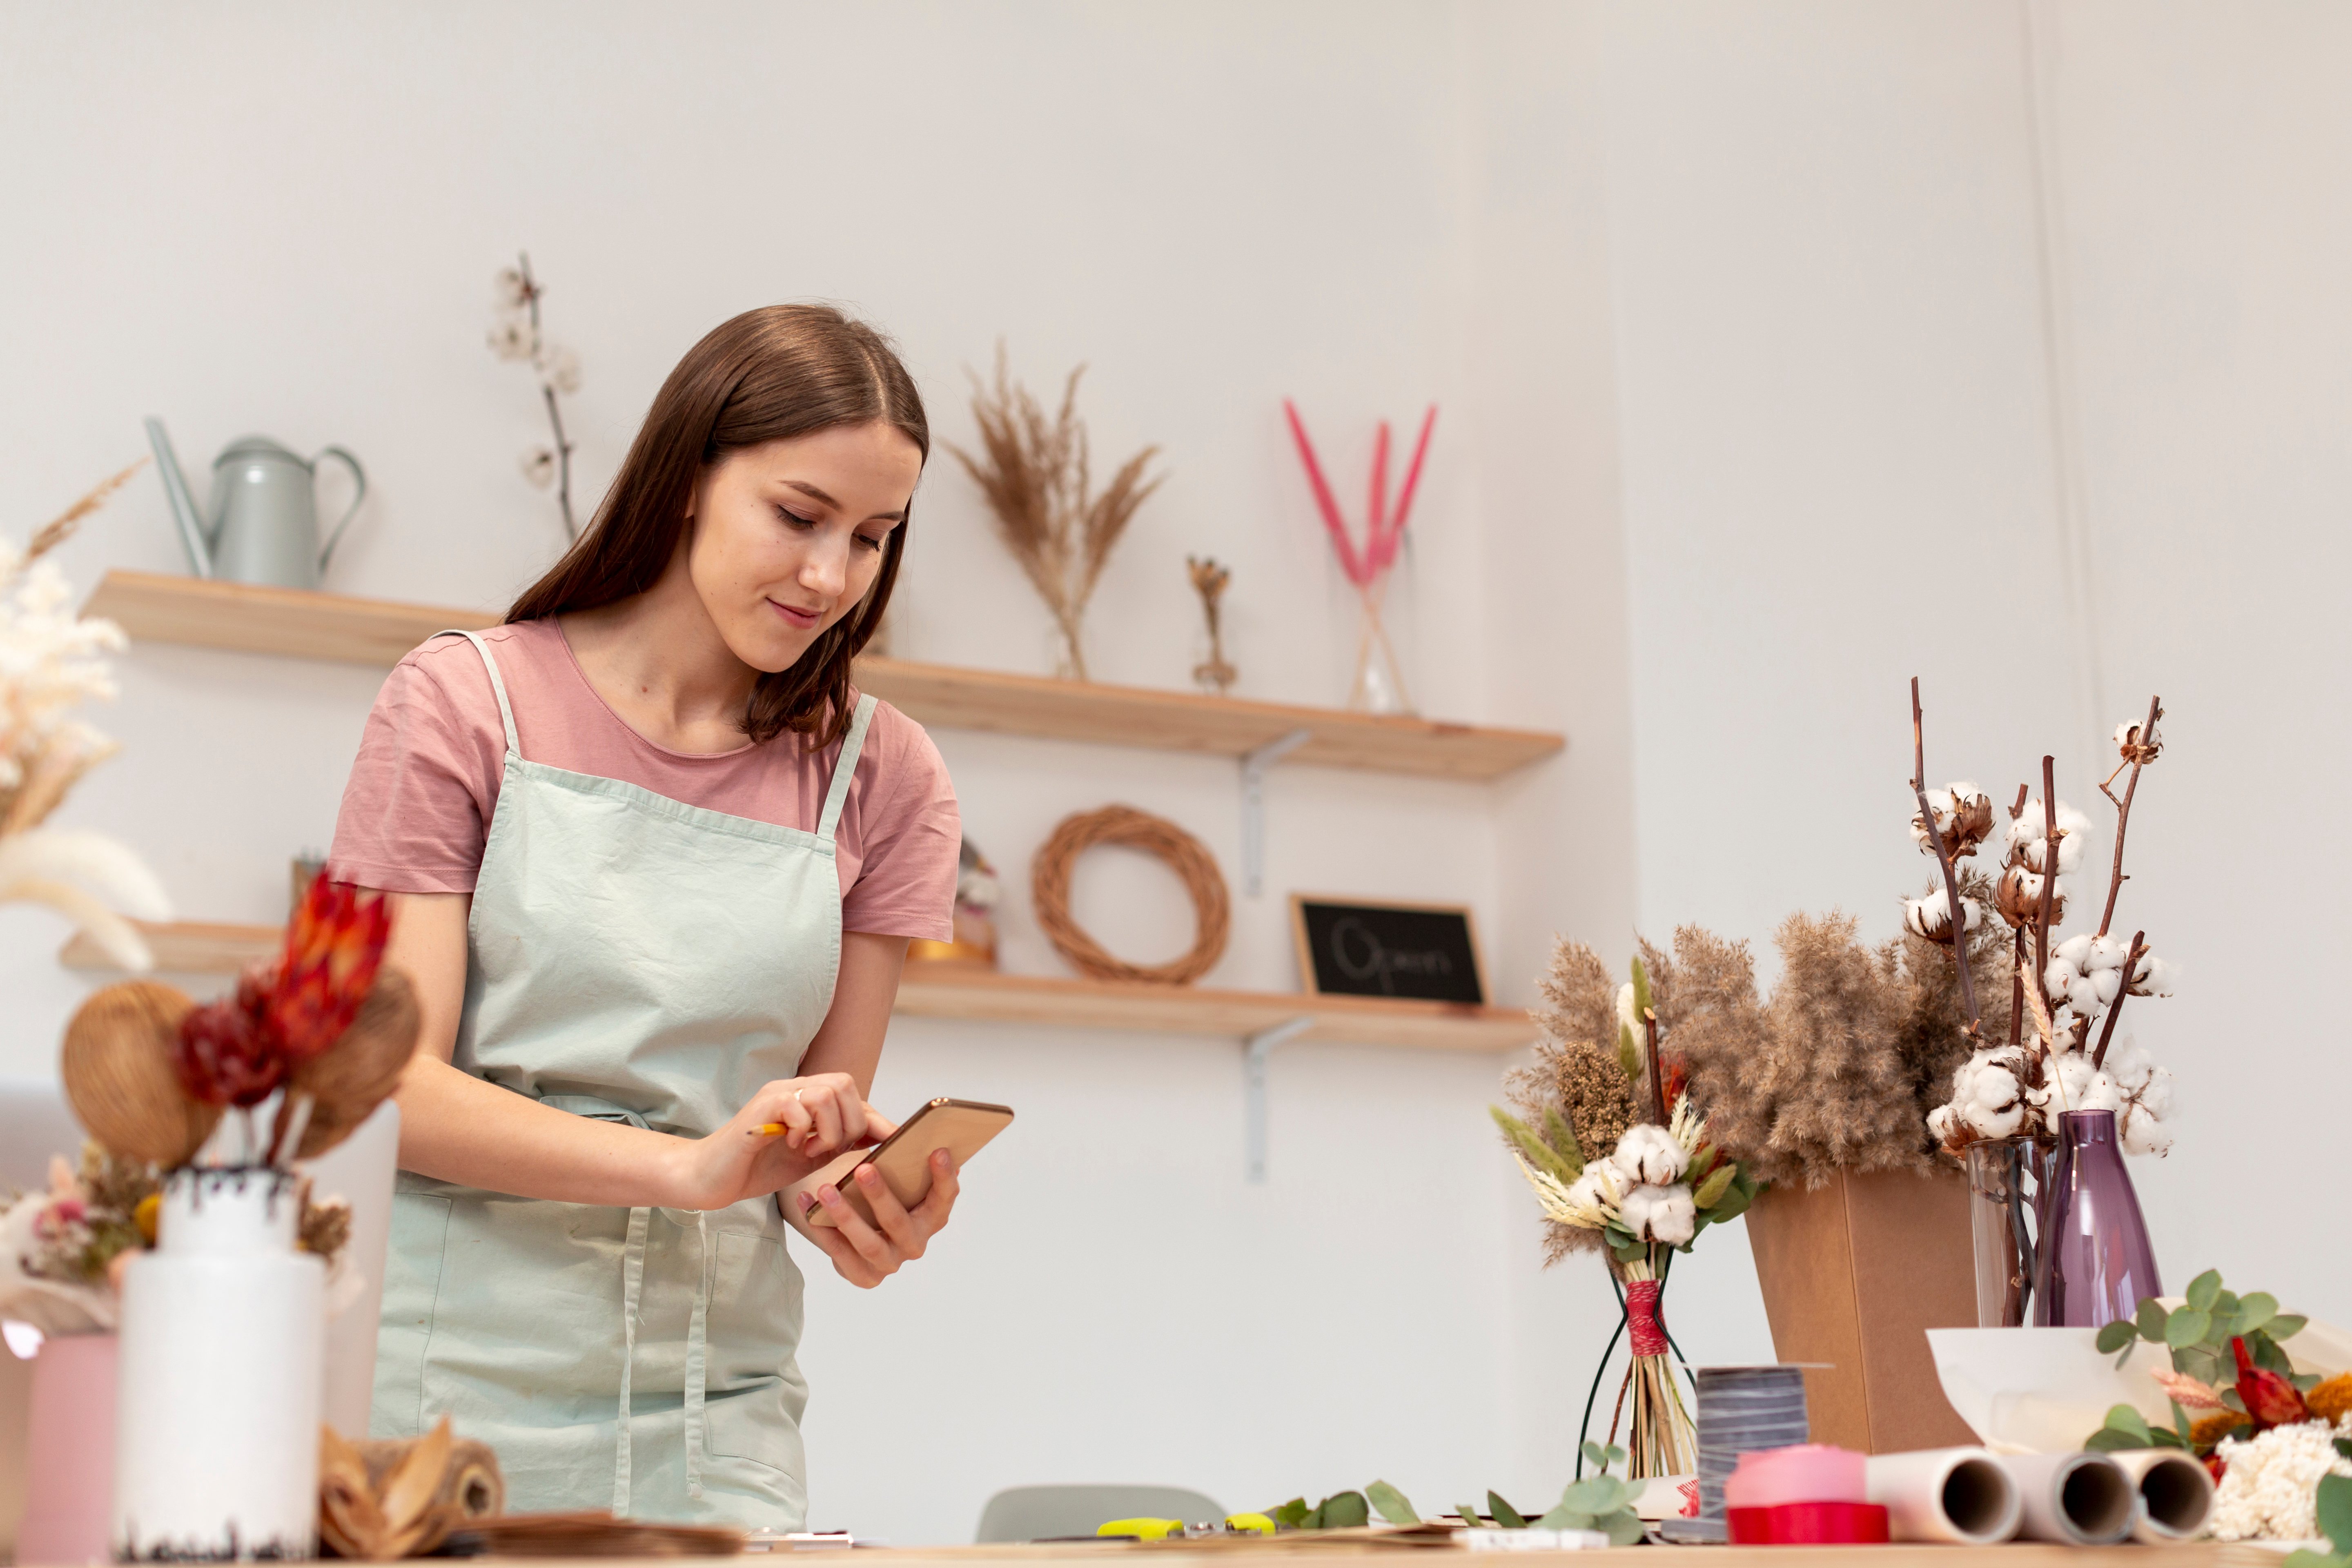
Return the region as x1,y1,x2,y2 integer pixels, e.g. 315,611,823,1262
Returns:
2091,931,2145,1071
1642,1010,1668,1127
1911,678,1980,1033
518,252,577,540
2097,695,2162,936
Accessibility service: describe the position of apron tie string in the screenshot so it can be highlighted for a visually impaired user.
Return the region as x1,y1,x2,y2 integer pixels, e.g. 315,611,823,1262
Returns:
684,1213,711,1500
613,1204,652,1515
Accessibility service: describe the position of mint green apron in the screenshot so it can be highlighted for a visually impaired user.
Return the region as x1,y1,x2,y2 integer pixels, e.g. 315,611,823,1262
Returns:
372,630,877,1529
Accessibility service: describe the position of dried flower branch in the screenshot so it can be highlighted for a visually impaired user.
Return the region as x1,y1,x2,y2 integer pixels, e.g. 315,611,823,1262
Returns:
949,348,1163,680
1187,555,1236,694
2097,696,2163,935
1909,678,1981,1032
488,252,583,540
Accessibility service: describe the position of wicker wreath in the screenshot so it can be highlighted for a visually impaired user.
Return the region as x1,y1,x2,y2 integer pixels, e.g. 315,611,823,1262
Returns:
1030,804,1230,986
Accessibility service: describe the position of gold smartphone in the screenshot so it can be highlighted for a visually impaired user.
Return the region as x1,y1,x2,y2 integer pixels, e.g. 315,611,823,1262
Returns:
780,1098,1013,1231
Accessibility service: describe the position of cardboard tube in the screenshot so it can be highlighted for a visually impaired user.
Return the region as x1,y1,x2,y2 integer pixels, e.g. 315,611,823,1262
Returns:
1998,1451,2136,1544
1865,1448,2022,1544
2109,1448,2214,1543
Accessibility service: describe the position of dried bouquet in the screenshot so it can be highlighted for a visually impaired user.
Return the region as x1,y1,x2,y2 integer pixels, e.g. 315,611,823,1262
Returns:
2,464,172,969
1496,951,1758,1479
0,1142,353,1341
947,348,1163,680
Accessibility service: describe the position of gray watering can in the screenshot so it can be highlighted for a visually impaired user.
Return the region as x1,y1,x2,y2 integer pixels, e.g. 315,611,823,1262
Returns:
144,418,367,590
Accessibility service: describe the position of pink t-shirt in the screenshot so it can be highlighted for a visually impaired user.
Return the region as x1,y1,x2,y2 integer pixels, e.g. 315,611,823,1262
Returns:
329,621,958,941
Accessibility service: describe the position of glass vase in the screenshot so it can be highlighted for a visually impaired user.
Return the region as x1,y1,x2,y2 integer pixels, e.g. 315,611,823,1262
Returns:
1964,1135,2056,1326
1345,592,1414,715
2031,1109,2161,1329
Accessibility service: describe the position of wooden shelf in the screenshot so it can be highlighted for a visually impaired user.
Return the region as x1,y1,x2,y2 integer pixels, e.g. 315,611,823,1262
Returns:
83,570,1563,780
62,923,1536,1054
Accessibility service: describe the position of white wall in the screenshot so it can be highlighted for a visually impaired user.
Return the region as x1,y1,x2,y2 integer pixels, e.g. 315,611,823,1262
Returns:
0,0,1637,1543
1602,0,2351,1330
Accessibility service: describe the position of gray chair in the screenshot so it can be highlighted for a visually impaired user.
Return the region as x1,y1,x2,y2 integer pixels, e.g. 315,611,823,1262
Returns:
975,1485,1227,1543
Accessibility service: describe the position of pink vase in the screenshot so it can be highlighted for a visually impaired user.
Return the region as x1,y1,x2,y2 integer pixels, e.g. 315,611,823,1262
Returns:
18,1332,117,1565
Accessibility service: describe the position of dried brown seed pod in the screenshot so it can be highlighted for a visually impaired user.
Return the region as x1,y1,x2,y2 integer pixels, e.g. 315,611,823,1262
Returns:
290,968,422,1159
60,980,219,1167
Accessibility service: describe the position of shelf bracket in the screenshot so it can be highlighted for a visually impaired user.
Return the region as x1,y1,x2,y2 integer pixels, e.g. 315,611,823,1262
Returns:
1243,1015,1315,1183
1239,728,1312,898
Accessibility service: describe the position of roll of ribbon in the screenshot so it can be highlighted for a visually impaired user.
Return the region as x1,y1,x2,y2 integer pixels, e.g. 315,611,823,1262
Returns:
1998,1450,2136,1545
1864,1447,2022,1544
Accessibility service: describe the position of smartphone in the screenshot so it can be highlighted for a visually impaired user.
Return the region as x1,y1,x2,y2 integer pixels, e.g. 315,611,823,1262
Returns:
781,1098,1013,1231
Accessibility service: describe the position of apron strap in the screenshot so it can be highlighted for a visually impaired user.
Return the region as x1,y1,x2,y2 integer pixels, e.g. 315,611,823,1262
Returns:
684,1213,711,1501
815,694,879,844
439,629,523,759
613,1203,651,1516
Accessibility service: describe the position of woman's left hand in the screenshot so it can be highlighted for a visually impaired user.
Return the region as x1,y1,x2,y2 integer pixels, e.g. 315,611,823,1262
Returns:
803,1131,959,1288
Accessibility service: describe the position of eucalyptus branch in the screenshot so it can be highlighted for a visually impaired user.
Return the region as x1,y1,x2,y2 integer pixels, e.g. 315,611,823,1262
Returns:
1911,678,1980,1033
2091,931,2145,1071
2096,695,2162,936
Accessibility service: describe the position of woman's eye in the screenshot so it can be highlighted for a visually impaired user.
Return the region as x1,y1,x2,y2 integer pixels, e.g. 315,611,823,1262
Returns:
776,507,820,530
854,533,886,553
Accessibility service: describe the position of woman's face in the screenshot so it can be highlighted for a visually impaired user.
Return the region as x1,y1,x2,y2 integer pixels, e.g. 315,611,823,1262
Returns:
687,421,922,673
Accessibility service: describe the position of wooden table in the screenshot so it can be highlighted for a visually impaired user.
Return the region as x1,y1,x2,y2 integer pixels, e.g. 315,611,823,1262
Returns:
787,1544,2273,1567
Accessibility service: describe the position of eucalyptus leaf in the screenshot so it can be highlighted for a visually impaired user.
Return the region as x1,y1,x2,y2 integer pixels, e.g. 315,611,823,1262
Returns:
1582,1440,1611,1471
2165,1308,2211,1349
2173,1399,2194,1449
1367,1481,1419,1526
2103,1403,2153,1446
2334,1438,2352,1462
2316,1474,2352,1558
2255,1336,2296,1375
2212,1289,2242,1322
2137,1297,2171,1343
2097,1320,2138,1354
2236,1293,2280,1336
1321,1492,1369,1530
2187,1269,2223,1312
1457,1503,1488,1531
1274,1499,1309,1530
2294,1372,2323,1393
1607,1445,1627,1468
2085,1426,2148,1453
2272,1314,2310,1341
1299,1506,1325,1531
1488,1492,1526,1530
2277,1551,2344,1568
1558,1478,1632,1514
1532,1505,1594,1532
1601,1510,1648,1547
2176,1345,2221,1384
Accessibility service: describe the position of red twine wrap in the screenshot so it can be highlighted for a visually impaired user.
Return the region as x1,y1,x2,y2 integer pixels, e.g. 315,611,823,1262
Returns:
1626,1278,1668,1357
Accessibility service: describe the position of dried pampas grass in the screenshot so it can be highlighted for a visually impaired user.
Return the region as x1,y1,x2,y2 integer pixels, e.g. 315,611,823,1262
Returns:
1516,910,2005,1218
947,347,1163,680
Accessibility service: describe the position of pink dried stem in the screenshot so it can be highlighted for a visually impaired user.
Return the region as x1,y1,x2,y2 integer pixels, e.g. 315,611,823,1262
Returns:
1282,401,1365,585
1910,678,1980,1033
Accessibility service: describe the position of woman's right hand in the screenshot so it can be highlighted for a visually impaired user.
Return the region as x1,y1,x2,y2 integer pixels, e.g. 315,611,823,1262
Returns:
669,1073,878,1212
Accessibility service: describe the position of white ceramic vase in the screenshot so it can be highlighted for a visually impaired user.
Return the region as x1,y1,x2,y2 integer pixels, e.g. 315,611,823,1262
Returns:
112,1167,323,1561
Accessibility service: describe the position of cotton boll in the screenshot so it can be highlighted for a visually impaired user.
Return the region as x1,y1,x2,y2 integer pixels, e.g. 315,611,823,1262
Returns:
1616,982,1639,1037
1952,1049,2026,1138
2075,1068,2124,1115
1564,1164,1622,1219
2104,1037,2153,1091
2129,954,2176,997
2130,1065,2176,1120
1928,1103,1960,1145
2088,967,2122,1007
2121,1097,2175,1158
1611,1123,1689,1186
2044,956,2080,1003
1620,1183,1697,1247
1904,889,1980,942
2055,933,2094,970
2085,934,2133,972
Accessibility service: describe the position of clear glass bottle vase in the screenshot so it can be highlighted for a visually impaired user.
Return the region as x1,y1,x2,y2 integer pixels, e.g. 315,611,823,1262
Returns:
1964,1134,2056,1326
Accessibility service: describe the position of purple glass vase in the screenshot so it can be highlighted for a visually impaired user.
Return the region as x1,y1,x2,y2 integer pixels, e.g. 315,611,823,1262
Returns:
2031,1109,2161,1327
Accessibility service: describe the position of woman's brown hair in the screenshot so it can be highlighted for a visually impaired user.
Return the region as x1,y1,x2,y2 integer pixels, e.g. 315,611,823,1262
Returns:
508,303,927,748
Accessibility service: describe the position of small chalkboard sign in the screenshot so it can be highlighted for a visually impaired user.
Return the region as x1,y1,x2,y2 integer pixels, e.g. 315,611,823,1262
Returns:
1289,895,1486,1005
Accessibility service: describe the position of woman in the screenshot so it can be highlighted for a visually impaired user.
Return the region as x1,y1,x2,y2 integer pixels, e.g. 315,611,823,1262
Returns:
329,305,961,1529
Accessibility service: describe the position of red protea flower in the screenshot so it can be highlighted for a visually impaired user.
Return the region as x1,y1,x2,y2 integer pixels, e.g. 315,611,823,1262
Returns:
175,971,287,1108
267,875,392,1062
2232,1336,2313,1432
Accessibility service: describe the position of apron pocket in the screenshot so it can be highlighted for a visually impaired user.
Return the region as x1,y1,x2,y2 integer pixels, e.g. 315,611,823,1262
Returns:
702,1228,807,1474
372,1190,452,1439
